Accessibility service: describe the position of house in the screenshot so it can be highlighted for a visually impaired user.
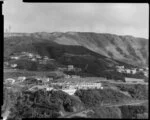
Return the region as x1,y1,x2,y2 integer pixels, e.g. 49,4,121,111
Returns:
116,66,124,69
68,65,74,71
117,69,124,73
139,68,144,71
36,55,41,59
44,56,49,60
46,87,53,91
125,77,144,83
11,64,17,68
5,78,15,84
28,53,34,58
64,75,71,79
71,75,80,78
144,72,148,77
75,82,103,89
131,69,137,74
18,76,26,82
11,56,19,60
31,58,36,61
125,69,131,74
62,88,77,95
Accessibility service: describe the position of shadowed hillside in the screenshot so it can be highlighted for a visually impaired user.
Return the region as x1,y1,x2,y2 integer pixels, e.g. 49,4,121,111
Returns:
4,32,148,67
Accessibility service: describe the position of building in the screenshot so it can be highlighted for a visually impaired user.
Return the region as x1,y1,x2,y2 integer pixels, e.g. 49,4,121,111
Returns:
125,69,131,74
71,75,80,78
116,66,124,69
144,72,148,77
18,76,26,82
10,56,19,60
44,56,49,60
31,58,36,61
68,65,74,71
36,55,41,59
5,78,15,84
11,64,17,68
28,53,34,58
70,82,103,90
125,77,144,83
62,88,77,95
117,69,124,73
139,68,144,71
131,69,137,74
64,75,71,79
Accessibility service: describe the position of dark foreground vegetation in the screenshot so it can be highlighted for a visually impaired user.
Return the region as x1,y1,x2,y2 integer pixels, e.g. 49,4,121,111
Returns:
116,84,148,100
75,88,131,108
119,105,148,119
7,90,83,120
4,86,148,119
88,106,122,118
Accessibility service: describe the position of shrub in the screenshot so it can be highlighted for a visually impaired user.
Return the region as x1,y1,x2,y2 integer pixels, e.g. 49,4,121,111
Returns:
89,107,121,118
116,84,148,100
119,105,147,118
8,89,83,119
75,89,130,108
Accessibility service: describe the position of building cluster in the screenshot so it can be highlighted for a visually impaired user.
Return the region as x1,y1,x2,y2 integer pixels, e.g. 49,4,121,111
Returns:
4,76,54,85
9,52,54,63
116,65,149,77
64,74,80,79
4,75,103,95
4,52,56,69
58,65,81,72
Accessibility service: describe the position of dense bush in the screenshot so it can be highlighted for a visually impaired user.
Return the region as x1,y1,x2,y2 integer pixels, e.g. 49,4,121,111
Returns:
119,105,148,119
88,107,121,118
7,89,83,119
116,84,148,100
75,89,130,108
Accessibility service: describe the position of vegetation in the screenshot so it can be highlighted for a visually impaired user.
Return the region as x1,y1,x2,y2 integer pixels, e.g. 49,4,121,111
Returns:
7,89,83,119
88,107,121,118
116,84,148,100
119,105,148,119
75,89,131,108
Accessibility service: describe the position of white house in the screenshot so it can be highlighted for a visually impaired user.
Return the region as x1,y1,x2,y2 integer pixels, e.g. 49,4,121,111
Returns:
28,53,34,58
11,64,17,68
18,76,26,82
144,72,148,77
64,75,71,79
116,66,124,69
31,58,36,61
68,65,74,71
125,77,144,83
117,69,124,73
62,88,77,95
71,75,80,78
11,56,19,60
125,69,131,74
5,78,15,84
131,69,137,74
44,56,49,60
74,82,103,90
139,68,144,71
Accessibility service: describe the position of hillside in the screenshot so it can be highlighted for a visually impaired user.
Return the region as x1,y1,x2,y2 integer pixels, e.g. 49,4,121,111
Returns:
4,32,149,67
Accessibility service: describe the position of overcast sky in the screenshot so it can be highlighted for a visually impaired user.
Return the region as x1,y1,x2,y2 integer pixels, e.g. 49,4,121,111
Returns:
3,0,149,38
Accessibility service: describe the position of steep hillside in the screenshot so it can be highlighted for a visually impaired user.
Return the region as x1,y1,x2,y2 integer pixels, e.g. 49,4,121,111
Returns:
4,32,149,67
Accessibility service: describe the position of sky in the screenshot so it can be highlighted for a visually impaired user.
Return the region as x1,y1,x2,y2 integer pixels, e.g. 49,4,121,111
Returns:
3,0,149,39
